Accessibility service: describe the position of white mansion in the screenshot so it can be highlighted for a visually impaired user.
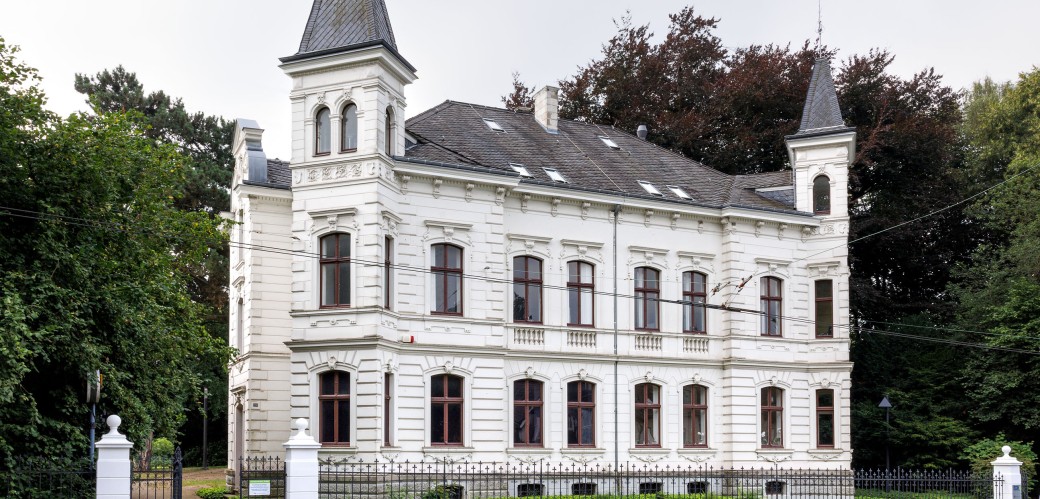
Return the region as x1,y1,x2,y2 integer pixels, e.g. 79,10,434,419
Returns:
228,0,855,471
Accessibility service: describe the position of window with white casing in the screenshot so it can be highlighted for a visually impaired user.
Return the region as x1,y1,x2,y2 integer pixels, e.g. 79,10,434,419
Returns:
638,181,663,196
543,168,567,183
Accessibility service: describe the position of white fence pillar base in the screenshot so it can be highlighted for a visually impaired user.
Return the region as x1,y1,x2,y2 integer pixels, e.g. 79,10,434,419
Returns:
283,418,321,499
95,414,133,499
992,445,1023,499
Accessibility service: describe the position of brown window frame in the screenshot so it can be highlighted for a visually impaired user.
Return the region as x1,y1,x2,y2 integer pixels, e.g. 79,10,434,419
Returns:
567,261,595,327
340,103,358,153
634,267,660,331
813,175,831,215
634,383,662,448
760,277,782,336
315,107,331,156
319,233,351,308
385,107,394,156
383,372,393,446
683,385,708,448
566,380,596,448
513,379,544,447
431,243,463,315
683,271,707,334
430,374,464,446
761,386,784,448
384,236,393,310
512,256,543,324
815,280,833,338
816,389,835,448
318,371,350,446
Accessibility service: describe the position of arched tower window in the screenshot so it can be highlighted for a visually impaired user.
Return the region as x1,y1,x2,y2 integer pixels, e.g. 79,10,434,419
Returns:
813,175,831,214
340,104,358,152
315,107,331,155
385,106,395,156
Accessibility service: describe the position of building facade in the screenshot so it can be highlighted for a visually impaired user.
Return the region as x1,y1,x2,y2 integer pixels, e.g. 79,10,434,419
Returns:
228,0,855,473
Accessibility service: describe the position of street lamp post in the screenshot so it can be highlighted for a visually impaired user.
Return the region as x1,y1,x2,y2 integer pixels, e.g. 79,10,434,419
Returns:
202,387,209,470
879,396,893,491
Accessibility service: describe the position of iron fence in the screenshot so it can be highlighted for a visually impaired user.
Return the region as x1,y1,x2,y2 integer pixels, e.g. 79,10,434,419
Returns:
240,455,286,498
132,446,184,499
0,455,96,498
313,460,1002,499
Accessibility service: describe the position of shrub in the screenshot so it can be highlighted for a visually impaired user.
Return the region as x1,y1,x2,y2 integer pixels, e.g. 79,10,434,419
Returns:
152,437,175,458
960,433,1037,490
196,486,228,499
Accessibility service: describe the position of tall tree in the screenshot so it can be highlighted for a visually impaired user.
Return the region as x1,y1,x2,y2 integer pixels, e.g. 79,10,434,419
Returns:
0,38,231,460
74,67,235,463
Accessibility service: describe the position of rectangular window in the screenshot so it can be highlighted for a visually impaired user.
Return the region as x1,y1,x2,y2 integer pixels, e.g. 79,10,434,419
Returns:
683,272,707,333
817,389,835,448
512,256,543,323
567,381,595,447
432,244,463,315
637,180,663,196
761,387,783,448
683,385,708,447
815,280,833,337
567,261,595,326
635,267,660,330
760,277,782,336
383,372,393,446
236,297,245,353
542,168,567,183
320,233,351,307
513,379,543,447
510,163,532,177
385,237,393,310
667,185,692,200
319,371,350,445
430,374,463,446
634,383,661,447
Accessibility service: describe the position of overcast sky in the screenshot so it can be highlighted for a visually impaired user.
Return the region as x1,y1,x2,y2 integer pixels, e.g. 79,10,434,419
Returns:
2,1,1038,160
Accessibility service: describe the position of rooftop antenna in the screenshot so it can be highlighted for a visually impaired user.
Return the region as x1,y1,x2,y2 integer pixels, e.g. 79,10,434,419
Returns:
815,0,824,55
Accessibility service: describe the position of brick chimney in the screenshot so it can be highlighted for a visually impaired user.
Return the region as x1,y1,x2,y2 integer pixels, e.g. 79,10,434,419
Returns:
533,85,559,133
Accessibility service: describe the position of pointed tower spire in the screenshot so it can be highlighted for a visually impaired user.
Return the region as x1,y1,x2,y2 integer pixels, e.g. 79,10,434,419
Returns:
280,0,413,70
792,58,852,137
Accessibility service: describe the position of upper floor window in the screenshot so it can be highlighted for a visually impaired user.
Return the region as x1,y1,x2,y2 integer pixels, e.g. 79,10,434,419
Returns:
567,381,595,447
340,104,358,152
683,271,707,333
567,261,595,327
813,175,831,214
319,371,350,445
385,107,395,156
635,267,660,331
430,374,463,446
320,233,351,308
760,277,782,336
634,383,661,447
512,256,543,323
431,244,462,315
815,280,834,337
817,389,835,448
513,379,543,447
315,107,331,155
761,387,784,448
384,237,393,310
683,385,708,447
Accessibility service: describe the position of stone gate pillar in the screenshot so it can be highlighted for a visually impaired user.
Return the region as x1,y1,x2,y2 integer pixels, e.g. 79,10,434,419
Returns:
95,414,133,499
992,445,1023,499
283,418,321,499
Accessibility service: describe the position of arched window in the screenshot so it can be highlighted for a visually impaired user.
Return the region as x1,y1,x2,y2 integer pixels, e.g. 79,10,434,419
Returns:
813,175,831,214
340,104,358,152
315,107,331,155
320,233,350,307
567,261,594,326
683,385,708,447
634,267,660,330
634,383,661,447
566,380,595,447
431,243,462,315
512,256,542,323
430,374,463,446
761,387,784,448
513,379,543,447
682,271,707,333
319,371,350,444
760,277,782,336
385,106,395,156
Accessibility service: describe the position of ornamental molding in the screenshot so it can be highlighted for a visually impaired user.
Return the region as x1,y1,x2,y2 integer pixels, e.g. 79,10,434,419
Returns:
807,261,842,277
628,245,669,265
756,450,794,463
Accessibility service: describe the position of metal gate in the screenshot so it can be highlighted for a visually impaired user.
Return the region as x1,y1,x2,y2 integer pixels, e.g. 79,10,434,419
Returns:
131,446,184,499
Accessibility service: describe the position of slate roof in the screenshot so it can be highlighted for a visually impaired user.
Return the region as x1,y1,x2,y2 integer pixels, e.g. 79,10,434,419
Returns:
791,58,855,138
402,101,801,214
281,0,411,67
244,159,291,190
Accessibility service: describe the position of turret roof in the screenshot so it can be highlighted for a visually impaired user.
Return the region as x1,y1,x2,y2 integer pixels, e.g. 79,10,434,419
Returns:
281,0,400,63
791,58,854,138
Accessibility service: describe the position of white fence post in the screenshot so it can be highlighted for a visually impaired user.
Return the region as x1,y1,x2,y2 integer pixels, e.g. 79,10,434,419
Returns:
283,418,321,499
95,414,133,499
992,445,1023,499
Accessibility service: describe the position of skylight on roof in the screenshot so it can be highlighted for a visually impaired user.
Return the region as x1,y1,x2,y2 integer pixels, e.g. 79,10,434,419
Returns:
483,118,504,132
666,185,692,200
543,168,568,183
638,180,663,196
510,163,532,177
599,136,621,149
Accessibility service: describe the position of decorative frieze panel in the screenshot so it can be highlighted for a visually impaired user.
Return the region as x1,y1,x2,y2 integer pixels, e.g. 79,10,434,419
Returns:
292,161,396,186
